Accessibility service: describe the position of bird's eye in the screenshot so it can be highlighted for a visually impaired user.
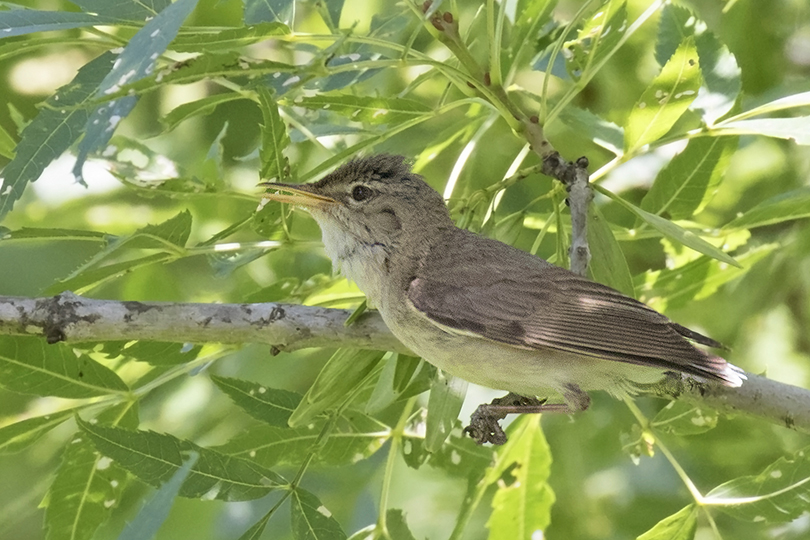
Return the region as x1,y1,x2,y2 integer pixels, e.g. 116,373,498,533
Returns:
352,185,373,201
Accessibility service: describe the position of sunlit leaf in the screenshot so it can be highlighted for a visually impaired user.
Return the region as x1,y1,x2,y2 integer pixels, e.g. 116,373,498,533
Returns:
172,22,290,51
564,1,627,81
625,37,701,152
708,445,810,523
641,136,738,219
258,87,291,183
0,336,128,398
290,488,346,540
486,415,554,540
557,106,624,154
636,505,697,540
79,418,287,501
0,9,119,38
713,117,810,145
0,409,76,454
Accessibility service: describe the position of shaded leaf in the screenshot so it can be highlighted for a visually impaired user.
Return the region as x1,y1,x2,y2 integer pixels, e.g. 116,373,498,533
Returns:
714,117,810,145
0,52,115,221
172,22,290,52
162,93,247,131
587,205,634,296
291,488,346,540
245,0,295,25
425,373,467,452
70,0,172,21
652,401,718,436
558,106,624,155
0,121,15,159
79,418,287,501
0,336,129,398
212,376,302,427
386,509,417,540
725,186,810,229
625,37,701,152
0,9,119,38
258,87,291,183
291,95,432,125
564,2,627,80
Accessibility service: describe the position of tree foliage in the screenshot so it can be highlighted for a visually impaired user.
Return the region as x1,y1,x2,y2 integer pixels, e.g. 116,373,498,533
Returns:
1,1,810,539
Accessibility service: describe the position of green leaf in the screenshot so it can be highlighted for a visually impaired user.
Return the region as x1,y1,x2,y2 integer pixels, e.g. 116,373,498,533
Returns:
45,401,138,540
725,186,810,229
708,445,810,523
78,418,287,501
290,488,347,540
651,401,718,436
625,37,701,152
564,1,627,81
212,376,302,427
636,505,697,540
172,22,290,52
291,95,432,125
557,106,624,155
0,9,119,38
73,0,200,183
656,4,740,124
117,451,199,540
485,415,554,540
0,120,15,159
0,52,115,221
217,412,388,468
258,87,292,183
70,0,173,21
162,93,247,131
641,136,738,219
121,341,201,366
45,253,172,295
728,91,810,120
425,373,467,452
385,509,417,540
636,243,776,311
246,0,296,25
587,205,634,296
0,408,76,454
0,336,129,398
714,117,810,145
289,349,386,427
605,191,740,267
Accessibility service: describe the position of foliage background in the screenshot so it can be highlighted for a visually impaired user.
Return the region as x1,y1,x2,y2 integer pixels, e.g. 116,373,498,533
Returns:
1,0,810,539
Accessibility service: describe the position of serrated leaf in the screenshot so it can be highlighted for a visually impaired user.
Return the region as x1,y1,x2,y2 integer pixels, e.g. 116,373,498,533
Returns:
117,451,199,540
45,401,138,540
162,93,246,131
651,401,718,436
708,445,810,523
172,22,290,51
636,505,697,540
218,412,388,468
45,252,172,295
291,95,432,125
725,186,810,229
73,0,200,183
656,4,740,124
290,488,346,540
212,376,301,427
641,136,738,220
78,418,287,501
0,227,107,242
258,87,291,183
587,205,634,296
625,37,701,152
289,349,385,427
0,336,129,398
714,116,810,145
0,52,115,221
0,408,76,454
0,9,119,38
636,243,776,311
122,341,201,366
425,373,467,452
485,415,554,540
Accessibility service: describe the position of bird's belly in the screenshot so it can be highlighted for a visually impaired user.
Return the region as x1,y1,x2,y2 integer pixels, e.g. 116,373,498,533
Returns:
380,304,666,398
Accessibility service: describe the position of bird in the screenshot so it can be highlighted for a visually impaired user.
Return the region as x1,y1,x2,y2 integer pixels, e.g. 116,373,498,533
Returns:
260,154,745,444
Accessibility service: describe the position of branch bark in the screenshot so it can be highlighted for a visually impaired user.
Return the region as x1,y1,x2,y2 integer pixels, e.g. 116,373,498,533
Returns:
2,292,810,435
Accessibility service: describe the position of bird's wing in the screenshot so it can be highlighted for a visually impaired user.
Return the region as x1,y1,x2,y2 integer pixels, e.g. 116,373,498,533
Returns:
407,230,735,384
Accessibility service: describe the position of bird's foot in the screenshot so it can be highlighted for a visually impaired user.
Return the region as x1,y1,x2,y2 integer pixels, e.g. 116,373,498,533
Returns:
464,393,574,445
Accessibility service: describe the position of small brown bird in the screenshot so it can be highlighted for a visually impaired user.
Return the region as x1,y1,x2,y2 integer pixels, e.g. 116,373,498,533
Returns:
261,154,745,443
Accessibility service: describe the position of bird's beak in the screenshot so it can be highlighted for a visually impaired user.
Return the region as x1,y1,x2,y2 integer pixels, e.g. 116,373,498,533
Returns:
258,182,337,209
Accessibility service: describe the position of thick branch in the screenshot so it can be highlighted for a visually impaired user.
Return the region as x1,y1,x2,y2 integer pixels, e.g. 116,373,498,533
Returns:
3,293,809,435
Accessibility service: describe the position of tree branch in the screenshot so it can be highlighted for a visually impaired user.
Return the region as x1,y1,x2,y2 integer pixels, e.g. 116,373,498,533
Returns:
2,292,810,435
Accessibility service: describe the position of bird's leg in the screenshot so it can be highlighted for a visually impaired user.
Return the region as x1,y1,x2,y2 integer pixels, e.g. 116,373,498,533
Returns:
463,387,591,445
